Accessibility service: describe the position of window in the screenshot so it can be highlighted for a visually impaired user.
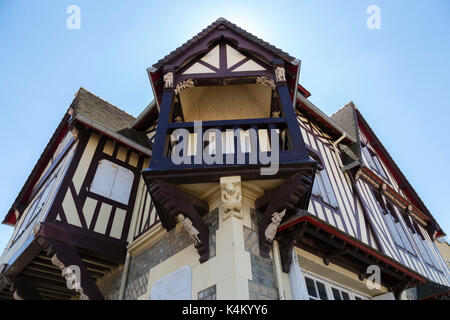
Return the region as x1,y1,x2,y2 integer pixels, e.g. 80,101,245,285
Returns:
331,286,351,300
90,160,134,205
362,145,388,180
305,276,328,300
373,190,415,254
411,222,443,272
13,176,57,242
309,151,338,208
303,273,370,300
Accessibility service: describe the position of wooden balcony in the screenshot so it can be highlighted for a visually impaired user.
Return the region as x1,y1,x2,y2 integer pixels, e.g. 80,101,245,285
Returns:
144,116,315,183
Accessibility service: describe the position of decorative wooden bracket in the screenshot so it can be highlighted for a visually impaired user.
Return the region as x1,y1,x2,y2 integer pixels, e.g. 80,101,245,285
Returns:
47,240,104,300
256,172,313,259
147,179,210,263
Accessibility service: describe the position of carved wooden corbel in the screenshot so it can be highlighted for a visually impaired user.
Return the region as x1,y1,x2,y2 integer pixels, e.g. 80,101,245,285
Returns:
46,240,104,300
175,79,195,95
148,179,210,263
257,172,313,258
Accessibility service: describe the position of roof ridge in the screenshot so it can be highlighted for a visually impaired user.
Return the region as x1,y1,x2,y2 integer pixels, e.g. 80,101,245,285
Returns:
76,87,136,122
151,18,295,71
330,101,357,118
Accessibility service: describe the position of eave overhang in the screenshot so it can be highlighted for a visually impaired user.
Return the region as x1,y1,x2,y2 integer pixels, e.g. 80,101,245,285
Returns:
278,211,428,287
357,166,430,226
2,114,71,227
296,92,356,144
0,222,127,300
356,110,445,238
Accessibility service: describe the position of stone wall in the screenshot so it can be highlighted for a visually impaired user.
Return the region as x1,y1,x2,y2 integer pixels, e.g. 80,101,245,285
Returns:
96,264,123,300
243,209,278,300
123,208,219,300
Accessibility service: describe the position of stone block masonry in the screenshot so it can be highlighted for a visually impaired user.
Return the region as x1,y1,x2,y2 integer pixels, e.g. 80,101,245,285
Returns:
244,209,278,300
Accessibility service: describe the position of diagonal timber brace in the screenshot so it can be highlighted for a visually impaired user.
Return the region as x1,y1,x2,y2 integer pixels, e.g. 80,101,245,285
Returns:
46,240,104,300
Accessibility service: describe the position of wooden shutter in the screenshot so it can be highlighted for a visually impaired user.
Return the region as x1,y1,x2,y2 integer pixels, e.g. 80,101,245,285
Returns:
372,156,388,179
311,171,321,197
90,160,118,198
321,170,338,207
384,214,404,247
362,146,376,169
110,166,134,205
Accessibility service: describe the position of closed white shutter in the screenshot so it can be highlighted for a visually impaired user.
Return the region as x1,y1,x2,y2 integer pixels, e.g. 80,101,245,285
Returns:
385,215,404,247
372,156,388,179
90,160,118,198
321,170,338,207
362,146,376,169
311,172,321,197
110,166,134,205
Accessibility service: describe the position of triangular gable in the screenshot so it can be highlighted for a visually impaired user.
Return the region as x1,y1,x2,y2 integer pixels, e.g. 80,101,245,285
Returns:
148,18,300,107
179,42,269,78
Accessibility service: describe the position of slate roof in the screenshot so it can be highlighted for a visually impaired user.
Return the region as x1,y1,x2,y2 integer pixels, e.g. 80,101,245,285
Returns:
2,88,150,226
330,102,361,166
72,88,150,149
152,17,296,70
331,102,442,234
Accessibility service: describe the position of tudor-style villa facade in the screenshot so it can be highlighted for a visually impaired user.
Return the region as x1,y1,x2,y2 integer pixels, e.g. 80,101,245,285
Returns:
0,18,449,300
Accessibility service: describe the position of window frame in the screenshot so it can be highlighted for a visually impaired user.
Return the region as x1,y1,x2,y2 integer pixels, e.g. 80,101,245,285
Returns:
302,270,371,301
309,150,339,209
371,189,416,256
89,159,135,205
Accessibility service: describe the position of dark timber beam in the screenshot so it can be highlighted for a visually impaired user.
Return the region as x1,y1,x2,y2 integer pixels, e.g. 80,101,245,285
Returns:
257,173,313,259
147,179,210,263
46,240,104,300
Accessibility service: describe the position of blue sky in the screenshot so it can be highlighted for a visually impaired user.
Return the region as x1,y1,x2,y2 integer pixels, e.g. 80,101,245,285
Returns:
0,0,449,251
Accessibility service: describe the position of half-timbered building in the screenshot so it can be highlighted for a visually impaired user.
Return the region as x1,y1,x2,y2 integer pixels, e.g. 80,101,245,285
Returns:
0,18,449,300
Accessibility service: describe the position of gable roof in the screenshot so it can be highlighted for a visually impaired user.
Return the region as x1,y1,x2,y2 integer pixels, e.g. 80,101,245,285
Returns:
3,88,151,226
148,18,301,108
151,17,296,71
72,88,151,150
332,102,444,238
